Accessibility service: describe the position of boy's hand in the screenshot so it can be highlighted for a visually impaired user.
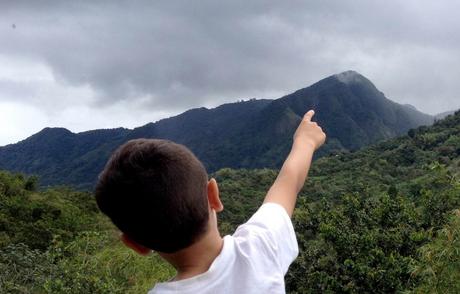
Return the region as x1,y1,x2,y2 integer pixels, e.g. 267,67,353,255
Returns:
293,110,326,151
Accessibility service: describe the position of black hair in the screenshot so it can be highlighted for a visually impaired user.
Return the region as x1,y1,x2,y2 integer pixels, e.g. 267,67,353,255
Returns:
95,139,209,253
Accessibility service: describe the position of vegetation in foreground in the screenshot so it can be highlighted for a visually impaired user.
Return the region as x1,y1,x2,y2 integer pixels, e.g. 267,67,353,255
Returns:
0,111,459,293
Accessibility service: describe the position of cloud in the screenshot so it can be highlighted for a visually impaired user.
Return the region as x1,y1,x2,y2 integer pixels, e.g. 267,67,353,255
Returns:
0,97,172,146
0,0,459,145
0,101,47,146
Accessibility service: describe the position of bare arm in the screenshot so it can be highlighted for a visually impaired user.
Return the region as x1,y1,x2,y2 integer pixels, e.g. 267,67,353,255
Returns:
263,110,326,217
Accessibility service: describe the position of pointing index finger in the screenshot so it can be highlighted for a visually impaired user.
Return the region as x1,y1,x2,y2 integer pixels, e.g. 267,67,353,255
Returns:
304,110,315,122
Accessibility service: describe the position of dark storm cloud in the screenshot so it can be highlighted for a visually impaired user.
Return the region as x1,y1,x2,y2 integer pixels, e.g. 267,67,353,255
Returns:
1,0,459,113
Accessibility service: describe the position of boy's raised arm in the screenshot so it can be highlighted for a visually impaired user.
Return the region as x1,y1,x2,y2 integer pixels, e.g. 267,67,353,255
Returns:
263,110,326,217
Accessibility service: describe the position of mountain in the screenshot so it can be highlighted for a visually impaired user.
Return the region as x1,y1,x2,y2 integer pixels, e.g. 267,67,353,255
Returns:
0,71,434,189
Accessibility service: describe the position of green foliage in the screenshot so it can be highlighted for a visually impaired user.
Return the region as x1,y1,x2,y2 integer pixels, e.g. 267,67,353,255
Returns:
214,168,276,233
24,175,39,191
0,171,174,293
0,110,459,292
43,231,174,294
410,210,460,294
287,192,424,293
0,175,106,250
0,243,53,293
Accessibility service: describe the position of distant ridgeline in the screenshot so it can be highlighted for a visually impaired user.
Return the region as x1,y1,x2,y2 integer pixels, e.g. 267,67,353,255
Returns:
0,71,434,189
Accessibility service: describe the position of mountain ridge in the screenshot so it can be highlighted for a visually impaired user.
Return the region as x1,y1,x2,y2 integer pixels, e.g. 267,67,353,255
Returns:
0,71,434,189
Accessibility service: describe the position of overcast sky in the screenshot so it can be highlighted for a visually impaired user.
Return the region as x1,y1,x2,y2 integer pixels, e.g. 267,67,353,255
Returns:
1,0,459,146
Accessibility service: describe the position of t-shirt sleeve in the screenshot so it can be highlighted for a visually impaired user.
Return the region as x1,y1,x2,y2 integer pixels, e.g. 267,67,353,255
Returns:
232,202,299,274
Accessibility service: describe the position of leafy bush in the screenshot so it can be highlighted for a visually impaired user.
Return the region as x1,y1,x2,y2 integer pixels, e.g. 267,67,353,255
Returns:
410,210,460,294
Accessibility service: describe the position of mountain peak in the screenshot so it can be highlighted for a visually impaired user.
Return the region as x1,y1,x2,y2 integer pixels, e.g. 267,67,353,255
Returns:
37,127,73,137
334,70,367,85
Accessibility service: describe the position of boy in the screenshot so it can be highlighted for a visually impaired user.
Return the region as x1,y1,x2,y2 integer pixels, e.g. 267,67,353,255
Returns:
95,110,326,293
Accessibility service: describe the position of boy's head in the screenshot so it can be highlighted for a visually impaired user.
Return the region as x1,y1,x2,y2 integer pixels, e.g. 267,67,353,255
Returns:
95,139,210,253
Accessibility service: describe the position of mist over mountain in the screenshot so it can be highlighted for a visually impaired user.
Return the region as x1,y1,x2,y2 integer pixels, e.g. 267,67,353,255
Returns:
435,110,458,120
0,71,434,189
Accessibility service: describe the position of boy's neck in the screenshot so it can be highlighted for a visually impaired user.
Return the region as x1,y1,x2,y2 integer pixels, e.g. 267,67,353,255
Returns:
159,224,224,281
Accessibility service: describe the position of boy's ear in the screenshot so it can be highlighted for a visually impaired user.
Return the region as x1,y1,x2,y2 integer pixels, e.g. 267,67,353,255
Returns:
121,234,152,256
208,178,223,213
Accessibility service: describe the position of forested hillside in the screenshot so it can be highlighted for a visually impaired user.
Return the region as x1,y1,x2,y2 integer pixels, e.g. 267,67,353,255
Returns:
216,110,460,293
0,71,433,189
1,111,458,293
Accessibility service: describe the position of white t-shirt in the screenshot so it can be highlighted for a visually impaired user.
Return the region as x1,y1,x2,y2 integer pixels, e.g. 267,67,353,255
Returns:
149,202,299,294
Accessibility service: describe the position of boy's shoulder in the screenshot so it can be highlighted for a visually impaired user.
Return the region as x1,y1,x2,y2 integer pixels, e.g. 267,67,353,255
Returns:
150,203,298,294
